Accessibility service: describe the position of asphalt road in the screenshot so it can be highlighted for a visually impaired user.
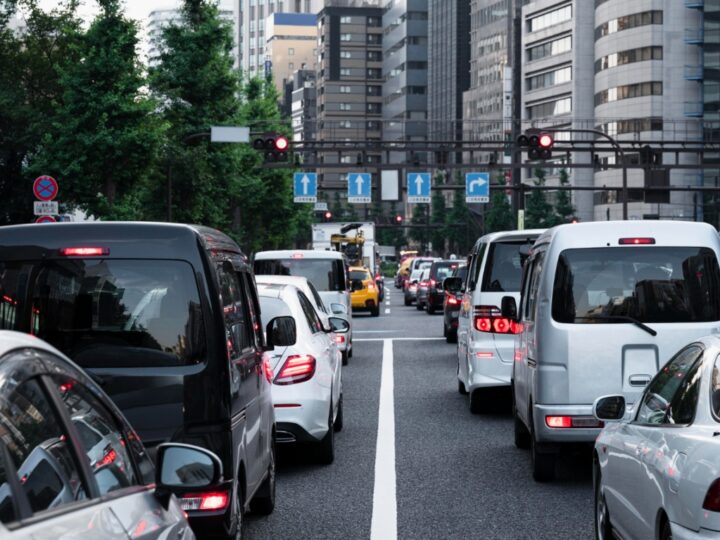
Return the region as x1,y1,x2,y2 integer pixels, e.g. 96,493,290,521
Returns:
245,282,594,539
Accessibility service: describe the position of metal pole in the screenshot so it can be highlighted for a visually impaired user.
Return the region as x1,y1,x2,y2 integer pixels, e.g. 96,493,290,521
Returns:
511,3,522,219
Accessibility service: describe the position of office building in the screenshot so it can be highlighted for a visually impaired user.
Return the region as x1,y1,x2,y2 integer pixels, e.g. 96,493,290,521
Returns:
240,0,324,76
315,1,384,189
265,13,317,95
702,0,720,224
290,69,318,147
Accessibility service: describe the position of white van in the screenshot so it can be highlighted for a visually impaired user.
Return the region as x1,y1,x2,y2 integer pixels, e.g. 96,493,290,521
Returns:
507,221,720,482
254,250,352,358
455,230,544,413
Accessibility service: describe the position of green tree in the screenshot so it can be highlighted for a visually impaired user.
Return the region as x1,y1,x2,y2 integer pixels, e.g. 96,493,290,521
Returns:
554,168,575,223
31,0,163,220
430,189,447,255
446,181,479,255
377,201,405,249
485,174,513,233
525,168,555,229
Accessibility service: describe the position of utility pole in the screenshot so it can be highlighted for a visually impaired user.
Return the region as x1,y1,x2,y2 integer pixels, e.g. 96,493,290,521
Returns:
511,1,523,222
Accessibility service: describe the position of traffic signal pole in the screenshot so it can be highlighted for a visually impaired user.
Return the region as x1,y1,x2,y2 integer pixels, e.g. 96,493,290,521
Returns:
511,3,523,220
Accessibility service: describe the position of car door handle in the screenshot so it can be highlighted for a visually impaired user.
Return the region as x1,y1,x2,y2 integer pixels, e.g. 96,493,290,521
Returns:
629,374,652,387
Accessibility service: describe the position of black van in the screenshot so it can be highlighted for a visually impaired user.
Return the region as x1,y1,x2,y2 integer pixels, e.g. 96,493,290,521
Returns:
0,222,289,539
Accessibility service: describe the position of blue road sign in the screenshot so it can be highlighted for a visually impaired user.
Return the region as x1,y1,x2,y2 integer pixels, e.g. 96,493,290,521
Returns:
348,172,371,203
407,172,431,203
466,172,490,203
294,172,317,203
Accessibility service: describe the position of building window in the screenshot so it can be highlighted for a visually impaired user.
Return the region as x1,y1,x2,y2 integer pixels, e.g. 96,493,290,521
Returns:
341,33,352,41
527,35,571,62
596,118,663,136
340,86,352,93
595,82,663,106
595,46,663,73
288,48,295,56
527,5,572,33
340,68,351,76
341,51,352,59
526,66,572,91
595,11,663,40
288,62,294,70
527,97,572,119
340,16,352,24
367,85,382,96
340,103,352,111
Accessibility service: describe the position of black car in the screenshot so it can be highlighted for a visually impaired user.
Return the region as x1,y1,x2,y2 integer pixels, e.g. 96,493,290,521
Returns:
425,260,462,315
443,263,467,342
0,223,291,539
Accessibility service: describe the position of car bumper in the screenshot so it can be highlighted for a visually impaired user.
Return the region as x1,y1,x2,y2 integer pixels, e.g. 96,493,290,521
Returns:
404,290,417,301
272,387,331,442
671,523,720,540
533,404,601,444
428,292,444,307
466,339,513,391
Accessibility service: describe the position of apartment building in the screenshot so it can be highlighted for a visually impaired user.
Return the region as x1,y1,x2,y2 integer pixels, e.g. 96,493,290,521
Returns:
265,12,317,95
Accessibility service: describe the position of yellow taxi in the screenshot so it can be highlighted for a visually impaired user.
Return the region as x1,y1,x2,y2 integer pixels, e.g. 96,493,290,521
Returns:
349,266,380,317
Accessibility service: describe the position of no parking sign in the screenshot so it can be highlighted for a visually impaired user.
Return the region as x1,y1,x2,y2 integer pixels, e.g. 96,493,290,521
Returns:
33,176,59,201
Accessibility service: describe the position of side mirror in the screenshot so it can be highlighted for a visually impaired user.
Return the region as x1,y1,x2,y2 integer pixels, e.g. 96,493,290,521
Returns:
331,303,347,315
351,280,363,292
266,316,297,348
154,443,223,509
501,296,518,320
593,395,626,422
444,277,462,293
329,317,350,333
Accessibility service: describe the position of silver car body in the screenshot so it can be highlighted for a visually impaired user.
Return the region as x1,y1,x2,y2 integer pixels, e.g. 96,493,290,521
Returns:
514,221,720,446
258,284,342,443
595,335,720,540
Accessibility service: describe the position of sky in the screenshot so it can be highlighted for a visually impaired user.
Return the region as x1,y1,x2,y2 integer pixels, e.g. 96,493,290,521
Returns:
38,0,181,24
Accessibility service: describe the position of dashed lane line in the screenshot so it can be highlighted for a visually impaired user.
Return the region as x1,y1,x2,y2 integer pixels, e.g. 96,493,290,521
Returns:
355,337,445,342
385,308,391,314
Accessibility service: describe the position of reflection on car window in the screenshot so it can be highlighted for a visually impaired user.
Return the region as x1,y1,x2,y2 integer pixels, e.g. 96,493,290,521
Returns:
217,265,252,354
482,242,527,293
552,247,720,323
54,376,136,495
711,355,720,420
254,259,346,291
0,378,86,514
0,444,16,524
636,346,703,425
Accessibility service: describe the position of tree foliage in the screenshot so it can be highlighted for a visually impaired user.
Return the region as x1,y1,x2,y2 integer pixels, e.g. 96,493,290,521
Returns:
485,174,513,233
525,168,555,229
430,188,446,254
554,168,575,223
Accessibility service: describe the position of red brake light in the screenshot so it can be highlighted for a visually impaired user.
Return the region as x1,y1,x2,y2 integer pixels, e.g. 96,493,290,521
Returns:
274,355,316,385
446,293,460,306
475,317,492,332
429,279,436,288
704,479,720,512
473,306,522,334
96,448,117,468
368,282,376,291
60,247,109,257
546,416,573,428
335,334,346,344
545,415,604,429
618,238,655,245
180,491,230,512
291,253,304,259
262,354,273,383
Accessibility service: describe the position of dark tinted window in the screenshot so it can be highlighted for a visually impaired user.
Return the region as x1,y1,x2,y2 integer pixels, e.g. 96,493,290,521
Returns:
217,265,252,353
432,262,458,282
0,444,16,523
453,265,468,280
0,260,206,367
467,244,486,291
307,282,328,313
298,292,323,334
0,378,87,513
349,270,370,281
552,247,720,323
711,355,720,420
482,242,527,292
254,258,346,291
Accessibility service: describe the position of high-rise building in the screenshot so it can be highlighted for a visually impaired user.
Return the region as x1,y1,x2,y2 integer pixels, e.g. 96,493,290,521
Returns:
702,0,720,224
265,13,317,95
521,0,594,221
239,0,324,76
428,0,470,155
382,0,429,148
315,1,384,190
289,69,317,147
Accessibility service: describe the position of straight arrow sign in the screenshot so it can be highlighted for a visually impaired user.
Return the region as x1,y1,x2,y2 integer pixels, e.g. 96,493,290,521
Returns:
407,172,430,203
294,172,317,203
348,172,371,203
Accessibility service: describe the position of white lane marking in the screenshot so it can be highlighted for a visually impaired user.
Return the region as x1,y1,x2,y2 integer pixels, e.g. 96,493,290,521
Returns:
356,330,395,334
355,337,445,342
385,308,391,314
371,339,397,540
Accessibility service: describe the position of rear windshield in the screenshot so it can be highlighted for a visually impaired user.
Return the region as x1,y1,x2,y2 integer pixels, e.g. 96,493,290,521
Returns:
349,270,369,281
258,296,291,323
0,259,206,367
552,247,720,323
254,258,346,292
454,266,468,280
481,241,528,292
432,263,459,281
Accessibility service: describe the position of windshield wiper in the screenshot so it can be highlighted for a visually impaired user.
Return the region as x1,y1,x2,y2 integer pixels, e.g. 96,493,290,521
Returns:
577,315,657,336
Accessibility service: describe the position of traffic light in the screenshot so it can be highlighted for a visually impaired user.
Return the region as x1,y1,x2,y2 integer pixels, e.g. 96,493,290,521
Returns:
323,211,333,222
395,215,403,224
517,129,553,160
253,132,290,163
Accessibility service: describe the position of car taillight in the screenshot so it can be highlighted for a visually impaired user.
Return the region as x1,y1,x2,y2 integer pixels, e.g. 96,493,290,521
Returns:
180,491,230,512
429,279,436,288
274,355,316,385
335,334,346,344
446,293,460,306
545,415,604,429
368,281,376,291
419,280,428,287
703,479,720,511
619,237,655,245
60,247,109,257
96,448,117,468
546,416,573,428
262,354,273,383
473,306,522,334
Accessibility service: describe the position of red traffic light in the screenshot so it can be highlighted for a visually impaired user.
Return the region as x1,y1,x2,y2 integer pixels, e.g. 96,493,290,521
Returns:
324,211,332,221
275,136,289,152
539,133,554,148
395,215,403,224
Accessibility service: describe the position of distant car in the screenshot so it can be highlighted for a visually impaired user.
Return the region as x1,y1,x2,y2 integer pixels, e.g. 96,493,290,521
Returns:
258,283,346,464
255,274,352,365
404,263,432,306
425,260,462,315
374,269,385,302
416,267,432,311
349,266,380,317
593,335,720,540
443,263,467,343
0,330,219,540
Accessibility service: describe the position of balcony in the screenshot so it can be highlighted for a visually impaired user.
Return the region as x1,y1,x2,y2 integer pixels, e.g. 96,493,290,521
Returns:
684,101,704,117
685,0,703,8
684,28,704,44
684,65,704,81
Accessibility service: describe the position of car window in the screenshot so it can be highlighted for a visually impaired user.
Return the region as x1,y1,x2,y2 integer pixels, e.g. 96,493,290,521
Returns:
712,354,720,421
467,244,486,291
254,258,346,291
0,444,16,524
349,270,370,281
240,272,264,349
635,345,703,425
433,263,457,282
307,282,328,313
482,241,530,292
217,264,252,354
524,252,545,322
54,376,137,494
298,292,323,334
0,378,87,515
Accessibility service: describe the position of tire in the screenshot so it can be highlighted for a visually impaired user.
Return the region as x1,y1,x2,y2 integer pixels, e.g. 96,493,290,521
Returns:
458,379,468,395
315,407,335,465
404,297,411,306
594,464,613,540
416,301,423,311
348,344,353,358
446,330,457,344
469,389,488,414
443,323,448,338
427,305,436,315
334,394,344,432
249,440,276,515
513,402,531,449
224,480,243,540
530,431,556,482
341,350,348,366
660,517,672,540
371,306,380,317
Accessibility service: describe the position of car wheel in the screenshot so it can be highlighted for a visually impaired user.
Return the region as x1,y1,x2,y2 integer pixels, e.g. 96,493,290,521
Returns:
660,517,672,540
458,379,468,395
225,480,243,540
315,407,335,465
594,464,613,540
443,324,448,338
404,297,411,306
513,399,530,449
469,389,488,414
427,305,436,315
249,439,276,515
334,394,344,432
371,306,380,317
348,344,353,358
447,330,458,344
416,302,423,311
342,350,348,366
530,430,556,482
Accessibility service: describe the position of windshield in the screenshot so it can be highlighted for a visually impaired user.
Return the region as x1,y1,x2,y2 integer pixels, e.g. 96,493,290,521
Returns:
481,241,529,292
552,247,720,323
349,270,370,281
0,259,206,367
432,263,458,281
259,296,292,324
254,258,346,292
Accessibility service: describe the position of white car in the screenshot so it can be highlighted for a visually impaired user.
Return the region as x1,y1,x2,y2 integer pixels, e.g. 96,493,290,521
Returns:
255,274,352,365
593,335,720,540
258,283,345,464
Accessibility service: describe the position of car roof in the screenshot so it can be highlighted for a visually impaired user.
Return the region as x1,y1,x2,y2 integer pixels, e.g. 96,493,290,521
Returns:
0,331,63,358
256,275,312,290
254,249,344,260
475,228,545,246
349,266,369,272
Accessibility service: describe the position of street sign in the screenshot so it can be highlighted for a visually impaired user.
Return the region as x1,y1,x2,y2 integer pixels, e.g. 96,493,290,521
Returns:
517,210,525,231
33,175,58,201
348,172,371,203
407,172,431,203
34,201,59,216
35,215,56,224
466,172,490,203
210,126,250,143
293,172,317,203
314,201,328,212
